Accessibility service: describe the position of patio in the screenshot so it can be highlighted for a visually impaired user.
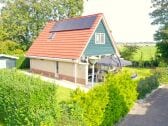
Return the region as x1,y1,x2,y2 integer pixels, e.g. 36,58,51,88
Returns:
87,55,132,86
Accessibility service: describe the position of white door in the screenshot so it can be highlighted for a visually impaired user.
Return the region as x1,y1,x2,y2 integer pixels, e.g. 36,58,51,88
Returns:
0,60,6,69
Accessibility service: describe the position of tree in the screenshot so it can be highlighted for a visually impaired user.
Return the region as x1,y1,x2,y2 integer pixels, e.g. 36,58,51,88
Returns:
151,0,168,62
120,45,139,60
0,0,83,49
0,40,24,55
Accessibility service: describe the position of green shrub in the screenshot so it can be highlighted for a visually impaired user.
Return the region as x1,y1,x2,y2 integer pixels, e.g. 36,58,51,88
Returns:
0,69,59,125
16,56,30,69
137,75,159,99
153,67,168,84
102,71,137,125
68,71,137,126
57,100,85,126
132,60,159,68
0,40,24,55
71,86,109,126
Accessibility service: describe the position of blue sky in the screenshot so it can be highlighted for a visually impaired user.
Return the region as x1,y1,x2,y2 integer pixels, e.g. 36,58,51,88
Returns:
0,1,158,42
84,0,158,42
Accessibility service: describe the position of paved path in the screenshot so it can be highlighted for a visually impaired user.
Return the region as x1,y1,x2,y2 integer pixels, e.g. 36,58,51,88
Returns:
118,85,168,126
20,70,89,92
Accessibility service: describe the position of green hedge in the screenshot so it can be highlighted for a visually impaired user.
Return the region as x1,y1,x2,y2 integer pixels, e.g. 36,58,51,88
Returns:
154,67,168,84
0,69,58,125
57,101,85,126
67,71,137,126
137,75,159,99
102,72,137,125
16,56,30,69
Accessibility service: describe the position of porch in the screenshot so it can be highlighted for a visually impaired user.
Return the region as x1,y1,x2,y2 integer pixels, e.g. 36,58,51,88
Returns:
82,55,132,87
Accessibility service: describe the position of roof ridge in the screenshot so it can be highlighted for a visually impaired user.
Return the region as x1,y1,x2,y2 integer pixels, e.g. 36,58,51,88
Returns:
48,13,103,23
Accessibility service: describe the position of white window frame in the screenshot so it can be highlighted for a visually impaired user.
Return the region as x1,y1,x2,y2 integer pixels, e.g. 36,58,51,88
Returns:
48,32,56,39
95,33,105,44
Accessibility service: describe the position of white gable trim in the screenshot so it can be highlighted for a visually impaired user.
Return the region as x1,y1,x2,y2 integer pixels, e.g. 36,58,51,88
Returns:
79,15,120,59
79,16,103,59
101,16,120,57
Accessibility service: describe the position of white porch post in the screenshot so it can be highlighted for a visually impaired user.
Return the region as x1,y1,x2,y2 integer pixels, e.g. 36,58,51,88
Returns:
91,64,95,87
89,56,99,87
85,64,88,85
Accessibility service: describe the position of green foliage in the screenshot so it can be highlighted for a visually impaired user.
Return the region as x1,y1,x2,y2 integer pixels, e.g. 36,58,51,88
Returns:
57,86,71,103
57,101,85,126
120,45,139,60
0,40,24,55
132,60,159,68
151,0,168,62
150,0,168,25
133,46,156,61
72,86,109,126
0,69,59,125
156,41,168,62
123,67,152,79
16,56,30,69
65,71,137,126
119,46,158,67
137,75,159,99
0,0,83,47
153,67,168,84
102,71,137,125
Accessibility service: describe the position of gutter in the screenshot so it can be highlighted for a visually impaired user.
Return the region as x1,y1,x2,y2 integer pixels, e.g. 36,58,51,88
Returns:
0,54,19,59
26,55,79,63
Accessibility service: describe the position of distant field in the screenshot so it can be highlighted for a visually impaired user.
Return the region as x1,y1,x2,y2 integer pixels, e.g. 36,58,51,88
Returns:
118,46,157,61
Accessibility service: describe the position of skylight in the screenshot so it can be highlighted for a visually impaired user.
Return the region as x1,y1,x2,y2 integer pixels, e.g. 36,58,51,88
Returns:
48,32,56,39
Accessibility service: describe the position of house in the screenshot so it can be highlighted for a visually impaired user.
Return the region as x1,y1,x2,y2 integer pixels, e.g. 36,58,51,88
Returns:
26,13,119,85
0,54,18,69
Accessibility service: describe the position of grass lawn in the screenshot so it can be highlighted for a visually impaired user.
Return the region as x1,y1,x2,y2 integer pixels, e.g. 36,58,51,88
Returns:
57,86,72,103
118,46,156,61
123,67,152,79
133,46,156,61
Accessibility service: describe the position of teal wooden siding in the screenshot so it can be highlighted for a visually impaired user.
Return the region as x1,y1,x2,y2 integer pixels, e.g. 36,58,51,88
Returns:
83,20,115,56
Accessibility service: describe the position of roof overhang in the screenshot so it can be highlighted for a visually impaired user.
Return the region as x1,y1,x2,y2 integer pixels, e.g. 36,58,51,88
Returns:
0,54,19,59
27,55,79,63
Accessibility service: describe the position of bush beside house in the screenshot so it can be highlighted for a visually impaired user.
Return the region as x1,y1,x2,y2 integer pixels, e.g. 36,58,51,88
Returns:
0,69,59,125
16,56,30,69
61,71,138,126
154,67,168,84
137,75,159,99
0,69,160,126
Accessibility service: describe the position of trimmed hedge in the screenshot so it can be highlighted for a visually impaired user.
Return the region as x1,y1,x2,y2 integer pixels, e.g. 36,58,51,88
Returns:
16,56,30,69
102,72,137,125
132,60,159,68
68,71,137,126
137,75,159,99
0,69,58,125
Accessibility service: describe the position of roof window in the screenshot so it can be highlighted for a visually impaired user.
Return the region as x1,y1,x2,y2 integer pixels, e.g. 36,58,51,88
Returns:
48,32,56,39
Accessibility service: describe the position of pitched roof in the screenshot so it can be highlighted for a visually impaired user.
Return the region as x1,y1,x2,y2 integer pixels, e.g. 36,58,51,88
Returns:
26,13,108,59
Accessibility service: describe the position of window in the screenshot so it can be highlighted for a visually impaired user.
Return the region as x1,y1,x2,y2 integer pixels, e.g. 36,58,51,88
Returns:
48,32,56,39
95,33,105,44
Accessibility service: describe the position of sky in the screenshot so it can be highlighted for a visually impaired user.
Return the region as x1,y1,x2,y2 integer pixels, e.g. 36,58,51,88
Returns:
0,1,158,42
83,0,158,42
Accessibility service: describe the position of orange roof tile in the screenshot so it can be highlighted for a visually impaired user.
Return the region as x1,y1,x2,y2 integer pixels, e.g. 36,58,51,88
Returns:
26,13,103,59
